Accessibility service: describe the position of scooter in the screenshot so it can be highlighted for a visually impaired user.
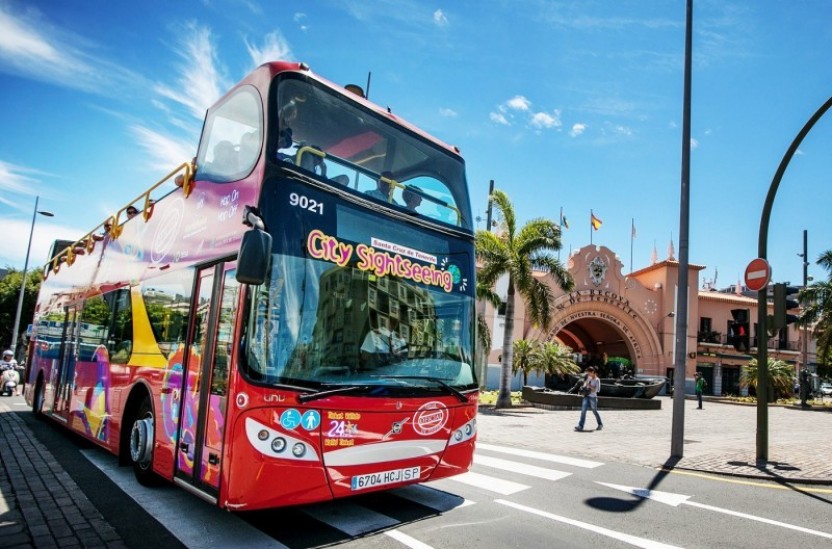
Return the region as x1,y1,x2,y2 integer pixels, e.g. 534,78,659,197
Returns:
1,369,18,396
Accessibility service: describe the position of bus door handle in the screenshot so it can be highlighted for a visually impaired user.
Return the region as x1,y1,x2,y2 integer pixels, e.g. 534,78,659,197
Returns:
208,453,219,465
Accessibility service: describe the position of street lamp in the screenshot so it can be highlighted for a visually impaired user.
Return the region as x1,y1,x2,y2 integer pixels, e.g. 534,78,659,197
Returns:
10,196,54,358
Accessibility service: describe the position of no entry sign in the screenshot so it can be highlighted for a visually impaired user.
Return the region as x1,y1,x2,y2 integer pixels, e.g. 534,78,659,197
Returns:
744,258,771,291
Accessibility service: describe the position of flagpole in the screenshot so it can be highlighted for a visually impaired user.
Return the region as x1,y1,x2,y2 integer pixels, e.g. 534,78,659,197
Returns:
558,206,563,261
630,218,634,273
590,209,593,245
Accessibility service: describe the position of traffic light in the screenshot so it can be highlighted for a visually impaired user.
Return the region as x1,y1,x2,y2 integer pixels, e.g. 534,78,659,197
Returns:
729,308,750,352
773,283,800,330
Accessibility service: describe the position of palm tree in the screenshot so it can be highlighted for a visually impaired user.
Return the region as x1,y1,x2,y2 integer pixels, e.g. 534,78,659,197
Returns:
512,339,536,387
476,190,574,408
513,340,579,387
799,250,832,377
741,358,794,401
535,341,580,379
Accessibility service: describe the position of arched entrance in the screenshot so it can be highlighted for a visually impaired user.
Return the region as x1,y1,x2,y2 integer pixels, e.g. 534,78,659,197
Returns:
540,290,664,376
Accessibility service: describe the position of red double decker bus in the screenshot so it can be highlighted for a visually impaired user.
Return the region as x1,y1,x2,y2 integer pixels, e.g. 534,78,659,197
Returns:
24,61,477,511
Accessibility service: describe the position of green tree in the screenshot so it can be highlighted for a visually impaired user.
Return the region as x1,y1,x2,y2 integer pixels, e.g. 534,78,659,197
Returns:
475,190,574,408
512,339,579,386
799,250,832,378
512,339,536,387
741,358,794,401
0,268,44,351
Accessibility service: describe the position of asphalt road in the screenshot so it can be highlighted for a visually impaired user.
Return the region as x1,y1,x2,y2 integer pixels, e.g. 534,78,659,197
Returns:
12,399,832,548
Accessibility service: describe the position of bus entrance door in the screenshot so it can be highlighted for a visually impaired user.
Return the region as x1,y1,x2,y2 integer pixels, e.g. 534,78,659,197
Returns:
174,262,239,497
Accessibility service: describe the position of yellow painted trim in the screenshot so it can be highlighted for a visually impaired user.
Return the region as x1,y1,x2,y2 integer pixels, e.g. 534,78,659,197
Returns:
126,286,168,368
661,468,832,493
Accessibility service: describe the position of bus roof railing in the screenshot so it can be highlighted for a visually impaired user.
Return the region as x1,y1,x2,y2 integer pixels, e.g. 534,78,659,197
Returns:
45,160,195,277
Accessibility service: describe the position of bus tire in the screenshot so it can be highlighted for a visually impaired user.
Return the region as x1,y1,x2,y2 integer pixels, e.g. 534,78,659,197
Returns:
130,397,161,486
32,377,45,420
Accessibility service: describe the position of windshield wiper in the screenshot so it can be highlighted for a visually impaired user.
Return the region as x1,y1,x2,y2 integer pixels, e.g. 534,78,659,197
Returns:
297,385,374,404
370,375,469,403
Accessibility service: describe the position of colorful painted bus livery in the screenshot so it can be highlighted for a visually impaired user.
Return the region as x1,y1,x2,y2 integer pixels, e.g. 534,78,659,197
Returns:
25,61,477,511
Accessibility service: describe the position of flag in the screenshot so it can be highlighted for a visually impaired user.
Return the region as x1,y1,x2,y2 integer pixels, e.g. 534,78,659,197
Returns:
591,212,602,231
561,214,569,229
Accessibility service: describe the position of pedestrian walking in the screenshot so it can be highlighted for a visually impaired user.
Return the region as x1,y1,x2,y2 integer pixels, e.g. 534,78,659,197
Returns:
695,372,705,409
575,366,603,432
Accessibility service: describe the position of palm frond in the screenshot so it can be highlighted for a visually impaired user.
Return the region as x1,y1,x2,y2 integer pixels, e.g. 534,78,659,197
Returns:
490,190,516,243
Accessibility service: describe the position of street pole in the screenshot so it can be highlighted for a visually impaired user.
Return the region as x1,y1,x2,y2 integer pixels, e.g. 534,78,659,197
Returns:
756,96,832,461
802,229,808,374
670,0,693,459
11,197,53,357
477,180,496,389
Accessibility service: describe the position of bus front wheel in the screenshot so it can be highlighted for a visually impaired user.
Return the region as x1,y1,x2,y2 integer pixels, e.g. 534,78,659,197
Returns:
130,397,161,486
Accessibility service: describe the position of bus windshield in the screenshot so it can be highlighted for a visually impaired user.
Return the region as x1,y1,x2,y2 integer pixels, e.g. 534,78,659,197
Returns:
241,178,477,393
275,75,472,230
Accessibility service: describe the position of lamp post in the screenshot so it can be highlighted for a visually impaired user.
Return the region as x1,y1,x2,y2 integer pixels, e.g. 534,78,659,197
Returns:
10,196,54,358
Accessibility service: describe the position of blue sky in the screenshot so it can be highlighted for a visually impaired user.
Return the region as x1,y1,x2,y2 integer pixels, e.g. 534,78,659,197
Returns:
1,0,830,289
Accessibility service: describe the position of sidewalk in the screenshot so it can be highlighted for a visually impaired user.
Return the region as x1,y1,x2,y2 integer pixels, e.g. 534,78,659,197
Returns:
476,396,832,484
0,397,126,549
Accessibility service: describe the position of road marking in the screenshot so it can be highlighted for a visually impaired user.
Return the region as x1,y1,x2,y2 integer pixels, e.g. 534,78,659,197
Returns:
599,482,832,540
661,468,832,494
392,484,474,512
474,454,571,482
81,450,288,548
446,471,529,495
477,443,603,469
385,529,434,549
494,499,681,549
684,500,832,540
302,501,398,537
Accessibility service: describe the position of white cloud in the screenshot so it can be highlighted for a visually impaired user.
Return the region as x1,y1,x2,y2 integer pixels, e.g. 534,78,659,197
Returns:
433,9,448,27
0,217,87,269
690,137,699,149
490,112,510,126
0,161,43,205
0,4,142,94
439,107,458,118
131,126,196,172
569,123,587,137
506,95,531,111
530,109,562,129
294,13,307,22
245,31,293,69
153,22,229,120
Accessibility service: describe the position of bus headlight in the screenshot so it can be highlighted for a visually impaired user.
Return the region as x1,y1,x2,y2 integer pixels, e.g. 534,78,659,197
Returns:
292,443,306,458
454,430,464,441
271,437,287,453
258,429,270,441
465,423,473,436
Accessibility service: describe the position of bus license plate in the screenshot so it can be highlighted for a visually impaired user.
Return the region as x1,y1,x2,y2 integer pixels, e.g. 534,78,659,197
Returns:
351,466,420,491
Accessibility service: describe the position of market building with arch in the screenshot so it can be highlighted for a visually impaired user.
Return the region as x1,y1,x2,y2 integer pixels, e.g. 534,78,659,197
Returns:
481,244,816,395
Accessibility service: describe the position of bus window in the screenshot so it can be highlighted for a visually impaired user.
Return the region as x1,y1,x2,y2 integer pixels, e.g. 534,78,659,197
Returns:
197,85,263,183
141,268,194,359
104,289,133,364
79,295,112,361
274,76,472,230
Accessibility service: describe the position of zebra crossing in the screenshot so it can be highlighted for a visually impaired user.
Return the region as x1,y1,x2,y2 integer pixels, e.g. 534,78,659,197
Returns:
84,443,602,549
281,443,603,547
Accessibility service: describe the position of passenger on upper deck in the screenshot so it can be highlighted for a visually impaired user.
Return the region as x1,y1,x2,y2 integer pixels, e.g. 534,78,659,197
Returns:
365,171,400,205
126,206,139,219
403,187,423,212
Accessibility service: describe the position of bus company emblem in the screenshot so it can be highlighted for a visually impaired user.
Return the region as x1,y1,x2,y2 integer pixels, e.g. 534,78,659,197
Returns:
151,197,185,263
235,392,249,409
412,401,448,436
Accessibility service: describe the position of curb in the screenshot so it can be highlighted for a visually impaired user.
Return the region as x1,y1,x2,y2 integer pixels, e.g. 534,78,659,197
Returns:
665,465,832,486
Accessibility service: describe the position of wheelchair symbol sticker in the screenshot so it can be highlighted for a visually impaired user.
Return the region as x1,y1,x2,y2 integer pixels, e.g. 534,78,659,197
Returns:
280,409,301,430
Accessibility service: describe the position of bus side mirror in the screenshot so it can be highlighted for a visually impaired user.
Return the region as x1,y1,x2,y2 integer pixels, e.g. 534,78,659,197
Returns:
236,229,272,285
